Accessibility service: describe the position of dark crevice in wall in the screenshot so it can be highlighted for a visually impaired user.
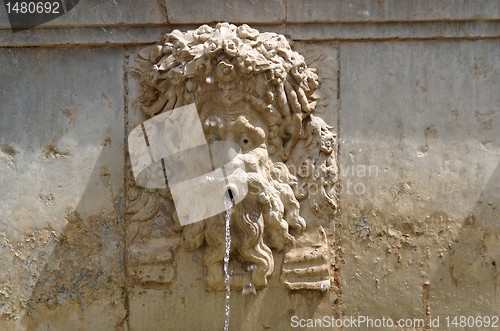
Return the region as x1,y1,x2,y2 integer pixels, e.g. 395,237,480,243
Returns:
335,41,344,317
121,47,131,331
157,0,169,23
284,0,288,36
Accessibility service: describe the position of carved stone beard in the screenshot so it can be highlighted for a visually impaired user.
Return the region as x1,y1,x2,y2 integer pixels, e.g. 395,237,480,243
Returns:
194,156,306,290
203,189,274,290
181,99,305,290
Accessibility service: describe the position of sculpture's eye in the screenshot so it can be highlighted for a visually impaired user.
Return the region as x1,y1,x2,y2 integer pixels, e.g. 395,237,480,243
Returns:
240,135,250,147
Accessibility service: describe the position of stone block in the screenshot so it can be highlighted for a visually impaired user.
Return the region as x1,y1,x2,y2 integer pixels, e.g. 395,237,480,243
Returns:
287,21,500,41
165,0,286,24
294,41,339,128
0,26,172,47
0,47,126,327
339,40,500,320
0,25,287,47
128,250,331,331
125,27,341,330
288,0,500,23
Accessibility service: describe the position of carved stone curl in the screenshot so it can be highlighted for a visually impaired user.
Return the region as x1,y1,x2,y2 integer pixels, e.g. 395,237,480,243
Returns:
126,23,338,290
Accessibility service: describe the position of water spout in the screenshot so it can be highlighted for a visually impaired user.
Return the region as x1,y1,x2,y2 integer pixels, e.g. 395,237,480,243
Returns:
226,188,235,201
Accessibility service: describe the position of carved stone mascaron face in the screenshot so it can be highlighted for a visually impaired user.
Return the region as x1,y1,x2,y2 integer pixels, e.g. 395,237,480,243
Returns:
127,23,338,292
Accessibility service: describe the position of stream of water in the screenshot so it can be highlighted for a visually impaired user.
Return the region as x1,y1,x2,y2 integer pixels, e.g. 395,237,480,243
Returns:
223,197,233,331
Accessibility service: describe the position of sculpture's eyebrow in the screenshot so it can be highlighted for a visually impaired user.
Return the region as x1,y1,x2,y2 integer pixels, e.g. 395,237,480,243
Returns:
229,117,265,138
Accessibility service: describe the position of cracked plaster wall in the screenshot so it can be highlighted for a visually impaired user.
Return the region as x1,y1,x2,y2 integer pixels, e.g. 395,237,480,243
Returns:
0,1,499,330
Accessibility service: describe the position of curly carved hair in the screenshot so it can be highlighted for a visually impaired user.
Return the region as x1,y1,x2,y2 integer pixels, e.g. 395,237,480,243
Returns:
134,22,320,161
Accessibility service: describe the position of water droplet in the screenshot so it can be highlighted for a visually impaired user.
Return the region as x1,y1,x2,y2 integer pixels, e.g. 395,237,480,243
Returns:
320,282,330,292
206,76,215,84
242,283,256,296
246,264,257,272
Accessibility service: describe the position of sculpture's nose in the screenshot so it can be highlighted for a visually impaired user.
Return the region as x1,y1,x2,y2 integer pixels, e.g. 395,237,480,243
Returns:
207,140,241,168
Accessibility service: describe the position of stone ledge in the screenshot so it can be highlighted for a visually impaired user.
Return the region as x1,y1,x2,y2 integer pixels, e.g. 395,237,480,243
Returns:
287,21,500,41
1,21,499,47
0,25,175,47
0,24,287,47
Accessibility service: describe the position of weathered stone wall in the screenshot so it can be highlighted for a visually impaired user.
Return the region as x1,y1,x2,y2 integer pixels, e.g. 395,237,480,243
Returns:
0,1,499,330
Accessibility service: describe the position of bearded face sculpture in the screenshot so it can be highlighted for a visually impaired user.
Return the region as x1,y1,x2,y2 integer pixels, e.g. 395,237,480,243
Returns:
126,23,338,291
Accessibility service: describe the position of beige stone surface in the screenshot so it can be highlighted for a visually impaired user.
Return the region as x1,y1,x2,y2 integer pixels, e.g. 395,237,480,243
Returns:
288,0,500,22
125,24,341,330
0,48,127,329
0,4,498,329
293,42,339,129
4,0,499,29
164,0,286,24
1,0,499,48
339,40,500,327
128,249,338,331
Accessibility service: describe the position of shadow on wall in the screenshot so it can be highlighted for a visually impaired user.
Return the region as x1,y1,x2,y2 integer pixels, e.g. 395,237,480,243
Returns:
20,148,128,330
0,46,127,330
428,160,500,318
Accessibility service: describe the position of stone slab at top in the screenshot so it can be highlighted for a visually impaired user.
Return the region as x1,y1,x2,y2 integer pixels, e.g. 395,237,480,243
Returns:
287,0,500,23
0,1,500,46
165,0,286,24
2,0,499,30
